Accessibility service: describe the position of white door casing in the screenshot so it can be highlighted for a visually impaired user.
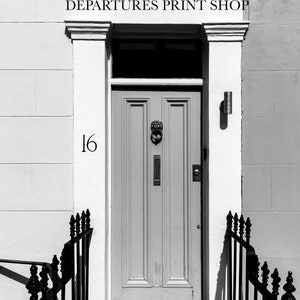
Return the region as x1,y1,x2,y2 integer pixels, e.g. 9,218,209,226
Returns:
202,22,249,298
65,21,249,300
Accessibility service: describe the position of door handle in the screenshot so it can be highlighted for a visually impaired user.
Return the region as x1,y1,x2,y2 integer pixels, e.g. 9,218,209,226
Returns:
153,155,161,186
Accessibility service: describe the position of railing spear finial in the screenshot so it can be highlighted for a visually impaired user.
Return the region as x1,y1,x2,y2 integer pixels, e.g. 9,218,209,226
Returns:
239,214,245,240
75,213,81,237
271,268,281,298
233,213,238,234
282,271,296,300
70,215,75,240
245,217,252,244
86,209,91,230
262,261,270,289
226,211,233,232
81,210,87,232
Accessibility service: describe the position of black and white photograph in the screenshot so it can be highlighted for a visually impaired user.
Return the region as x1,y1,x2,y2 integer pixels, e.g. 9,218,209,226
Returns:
0,0,299,299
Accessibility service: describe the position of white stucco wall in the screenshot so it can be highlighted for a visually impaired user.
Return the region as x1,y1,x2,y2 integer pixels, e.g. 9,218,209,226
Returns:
0,2,73,299
0,1,248,299
242,1,300,298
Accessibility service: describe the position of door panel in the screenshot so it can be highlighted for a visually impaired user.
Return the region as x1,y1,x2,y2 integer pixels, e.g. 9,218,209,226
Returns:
122,99,150,287
112,91,201,300
163,99,190,287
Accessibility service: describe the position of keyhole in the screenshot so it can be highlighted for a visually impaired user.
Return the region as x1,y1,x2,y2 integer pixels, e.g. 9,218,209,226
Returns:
194,169,200,176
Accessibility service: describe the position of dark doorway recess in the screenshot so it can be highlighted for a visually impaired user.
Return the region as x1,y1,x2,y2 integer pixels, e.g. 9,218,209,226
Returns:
112,39,203,78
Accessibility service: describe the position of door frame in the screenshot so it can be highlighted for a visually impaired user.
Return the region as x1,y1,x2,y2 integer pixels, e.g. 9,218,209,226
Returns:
65,21,249,300
109,83,204,300
107,26,206,300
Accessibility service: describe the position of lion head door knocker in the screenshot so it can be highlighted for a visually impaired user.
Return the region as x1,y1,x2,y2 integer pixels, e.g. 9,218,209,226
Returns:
151,120,163,145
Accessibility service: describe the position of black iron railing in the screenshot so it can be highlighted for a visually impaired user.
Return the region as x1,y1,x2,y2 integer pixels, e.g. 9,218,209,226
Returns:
26,209,93,300
226,211,296,300
0,209,93,300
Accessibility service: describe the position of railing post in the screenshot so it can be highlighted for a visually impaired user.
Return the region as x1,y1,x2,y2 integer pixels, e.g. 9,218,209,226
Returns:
226,211,233,300
233,213,238,300
238,215,245,300
245,217,252,300
262,262,270,288
40,263,49,300
86,209,91,300
81,210,87,300
271,268,281,300
51,255,59,296
60,248,66,300
26,263,41,300
261,262,270,300
282,272,296,300
252,255,260,300
70,214,76,300
75,213,81,300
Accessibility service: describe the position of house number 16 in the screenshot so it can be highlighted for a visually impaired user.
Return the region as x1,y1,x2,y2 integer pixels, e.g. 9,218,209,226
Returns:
82,134,98,152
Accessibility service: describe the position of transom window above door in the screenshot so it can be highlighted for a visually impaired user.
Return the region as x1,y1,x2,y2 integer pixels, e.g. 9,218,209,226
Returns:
112,39,203,78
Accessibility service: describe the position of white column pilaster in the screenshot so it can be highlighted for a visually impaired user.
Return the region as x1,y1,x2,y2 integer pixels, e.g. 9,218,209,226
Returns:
202,22,249,299
66,21,111,300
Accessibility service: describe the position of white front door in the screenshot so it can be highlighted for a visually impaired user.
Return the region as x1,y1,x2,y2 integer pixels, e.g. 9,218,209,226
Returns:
112,90,201,300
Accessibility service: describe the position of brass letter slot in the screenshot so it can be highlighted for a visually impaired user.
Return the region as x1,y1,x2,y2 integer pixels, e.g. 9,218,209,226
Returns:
154,155,161,186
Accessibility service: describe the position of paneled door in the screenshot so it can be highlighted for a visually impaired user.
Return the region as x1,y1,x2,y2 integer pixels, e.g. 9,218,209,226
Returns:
112,91,201,300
